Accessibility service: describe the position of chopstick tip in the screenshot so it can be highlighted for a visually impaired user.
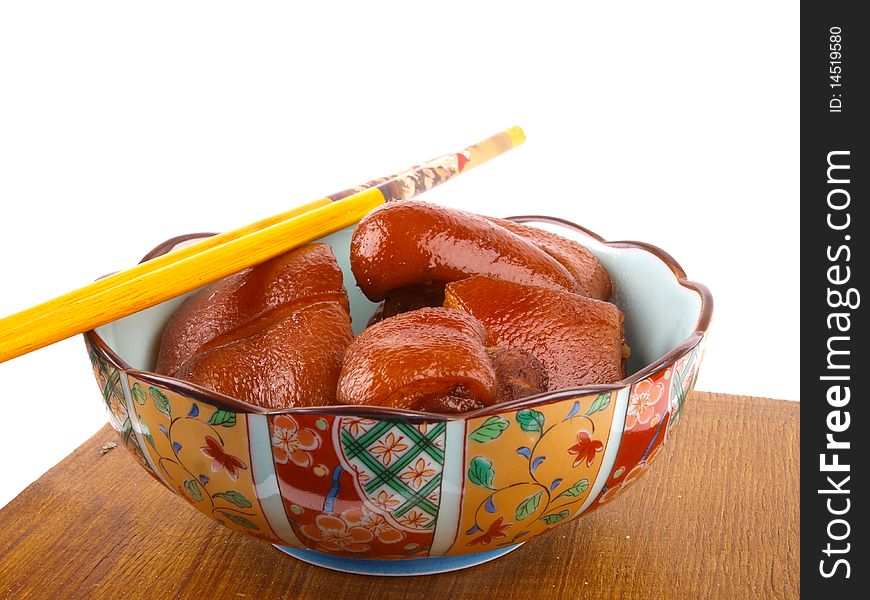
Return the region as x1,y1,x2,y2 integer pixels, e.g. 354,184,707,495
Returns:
507,125,526,147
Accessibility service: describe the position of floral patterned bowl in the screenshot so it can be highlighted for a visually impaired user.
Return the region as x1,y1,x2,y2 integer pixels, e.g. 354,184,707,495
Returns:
84,215,712,576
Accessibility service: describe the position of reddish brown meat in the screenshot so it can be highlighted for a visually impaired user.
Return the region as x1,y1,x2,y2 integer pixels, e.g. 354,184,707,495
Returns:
338,308,498,413
485,217,612,300
486,346,548,403
175,301,353,410
445,276,626,389
350,201,578,301
156,243,347,376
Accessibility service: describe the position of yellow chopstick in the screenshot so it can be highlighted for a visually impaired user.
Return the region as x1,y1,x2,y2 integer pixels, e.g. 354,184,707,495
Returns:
0,126,525,363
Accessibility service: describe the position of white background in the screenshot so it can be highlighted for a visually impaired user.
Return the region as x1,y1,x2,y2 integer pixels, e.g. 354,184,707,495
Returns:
0,1,799,507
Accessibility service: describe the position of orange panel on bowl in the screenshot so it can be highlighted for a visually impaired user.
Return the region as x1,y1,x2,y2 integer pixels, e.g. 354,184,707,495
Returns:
445,390,619,554
127,376,285,544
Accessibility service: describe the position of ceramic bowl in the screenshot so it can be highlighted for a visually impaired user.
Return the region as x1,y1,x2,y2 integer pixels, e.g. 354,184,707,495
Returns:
84,215,712,576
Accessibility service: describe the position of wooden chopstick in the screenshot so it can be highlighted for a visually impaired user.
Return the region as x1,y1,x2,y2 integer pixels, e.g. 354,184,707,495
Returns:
0,126,525,363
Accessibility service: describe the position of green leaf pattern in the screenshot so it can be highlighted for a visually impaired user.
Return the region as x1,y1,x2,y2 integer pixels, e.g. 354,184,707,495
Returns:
584,392,611,416
213,490,253,509
540,510,570,524
464,393,615,545
220,512,259,530
149,386,171,417
469,416,510,443
468,456,496,490
131,383,146,405
515,491,544,520
557,478,590,499
516,409,545,433
208,408,237,427
184,478,204,502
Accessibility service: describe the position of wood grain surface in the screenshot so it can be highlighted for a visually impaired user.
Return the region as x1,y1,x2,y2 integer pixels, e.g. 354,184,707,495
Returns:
0,392,799,599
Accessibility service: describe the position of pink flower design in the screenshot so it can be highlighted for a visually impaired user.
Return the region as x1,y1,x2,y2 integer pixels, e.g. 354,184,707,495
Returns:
299,507,404,552
271,415,320,467
200,436,247,480
626,378,665,430
357,509,404,544
299,509,374,553
567,430,604,468
400,458,437,489
370,433,408,465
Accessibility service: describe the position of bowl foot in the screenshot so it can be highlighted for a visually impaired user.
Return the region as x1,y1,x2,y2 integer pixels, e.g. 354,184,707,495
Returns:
273,544,523,576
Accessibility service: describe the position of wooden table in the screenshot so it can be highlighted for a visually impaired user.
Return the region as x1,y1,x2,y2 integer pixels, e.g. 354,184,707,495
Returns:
0,392,799,599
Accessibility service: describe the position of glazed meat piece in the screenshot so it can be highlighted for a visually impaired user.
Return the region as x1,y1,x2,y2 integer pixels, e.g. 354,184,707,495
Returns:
445,276,627,389
485,217,612,300
157,243,354,409
486,346,548,403
156,243,347,376
338,308,498,413
367,283,446,326
350,201,578,301
174,301,353,410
